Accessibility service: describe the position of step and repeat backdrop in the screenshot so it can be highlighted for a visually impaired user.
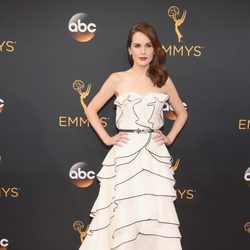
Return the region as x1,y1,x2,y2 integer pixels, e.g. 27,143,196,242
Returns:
0,0,249,249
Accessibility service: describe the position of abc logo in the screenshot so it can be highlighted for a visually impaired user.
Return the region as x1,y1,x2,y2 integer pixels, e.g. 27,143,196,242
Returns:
163,101,187,120
0,99,4,113
68,13,96,42
0,238,9,247
244,222,250,234
245,167,250,187
69,162,96,188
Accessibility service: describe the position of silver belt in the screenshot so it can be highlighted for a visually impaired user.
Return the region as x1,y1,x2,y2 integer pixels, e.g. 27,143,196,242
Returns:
118,128,155,134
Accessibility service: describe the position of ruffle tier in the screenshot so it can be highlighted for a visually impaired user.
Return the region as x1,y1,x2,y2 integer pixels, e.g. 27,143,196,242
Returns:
79,135,182,250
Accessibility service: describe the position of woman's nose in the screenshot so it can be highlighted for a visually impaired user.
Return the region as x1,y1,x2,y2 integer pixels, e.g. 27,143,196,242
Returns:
140,47,146,54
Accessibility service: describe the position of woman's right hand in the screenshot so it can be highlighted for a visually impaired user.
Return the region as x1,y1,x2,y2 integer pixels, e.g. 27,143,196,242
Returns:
104,132,130,146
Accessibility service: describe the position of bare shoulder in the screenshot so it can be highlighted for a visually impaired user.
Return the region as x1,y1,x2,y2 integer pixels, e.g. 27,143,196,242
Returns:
100,72,121,91
106,71,126,85
109,71,128,81
160,75,176,94
108,72,120,81
107,71,130,92
164,75,175,89
161,75,187,115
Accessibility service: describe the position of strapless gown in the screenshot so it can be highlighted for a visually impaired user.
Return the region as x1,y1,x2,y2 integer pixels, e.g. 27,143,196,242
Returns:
79,91,182,250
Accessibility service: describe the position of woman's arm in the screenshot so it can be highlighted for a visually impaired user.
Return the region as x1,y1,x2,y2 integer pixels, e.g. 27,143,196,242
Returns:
153,76,188,145
85,73,129,146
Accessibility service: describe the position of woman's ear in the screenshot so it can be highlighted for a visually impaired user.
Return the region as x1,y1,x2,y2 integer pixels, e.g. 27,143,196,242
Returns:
128,47,132,55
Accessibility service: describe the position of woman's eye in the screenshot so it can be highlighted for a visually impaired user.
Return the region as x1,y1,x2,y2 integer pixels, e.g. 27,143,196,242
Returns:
134,44,140,48
146,44,152,47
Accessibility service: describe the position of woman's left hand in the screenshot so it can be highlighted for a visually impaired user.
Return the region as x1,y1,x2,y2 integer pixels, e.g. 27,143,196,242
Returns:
152,130,173,146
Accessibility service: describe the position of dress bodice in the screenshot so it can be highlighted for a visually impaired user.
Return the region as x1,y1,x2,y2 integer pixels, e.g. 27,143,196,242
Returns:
114,91,169,130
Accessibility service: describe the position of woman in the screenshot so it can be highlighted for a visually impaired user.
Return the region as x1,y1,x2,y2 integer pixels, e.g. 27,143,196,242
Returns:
80,22,188,250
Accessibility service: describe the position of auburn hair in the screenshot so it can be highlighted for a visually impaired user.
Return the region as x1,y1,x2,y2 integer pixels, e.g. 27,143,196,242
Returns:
127,22,169,88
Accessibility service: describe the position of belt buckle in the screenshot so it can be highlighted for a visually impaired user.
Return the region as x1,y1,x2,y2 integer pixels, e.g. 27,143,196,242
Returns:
141,128,149,134
136,128,141,134
135,128,153,133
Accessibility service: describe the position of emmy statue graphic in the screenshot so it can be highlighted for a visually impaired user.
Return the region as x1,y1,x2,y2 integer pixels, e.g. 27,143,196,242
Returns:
73,80,91,113
171,158,180,172
168,6,187,43
73,220,90,243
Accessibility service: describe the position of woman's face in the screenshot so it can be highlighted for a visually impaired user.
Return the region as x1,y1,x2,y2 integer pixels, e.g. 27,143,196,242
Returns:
128,31,154,67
